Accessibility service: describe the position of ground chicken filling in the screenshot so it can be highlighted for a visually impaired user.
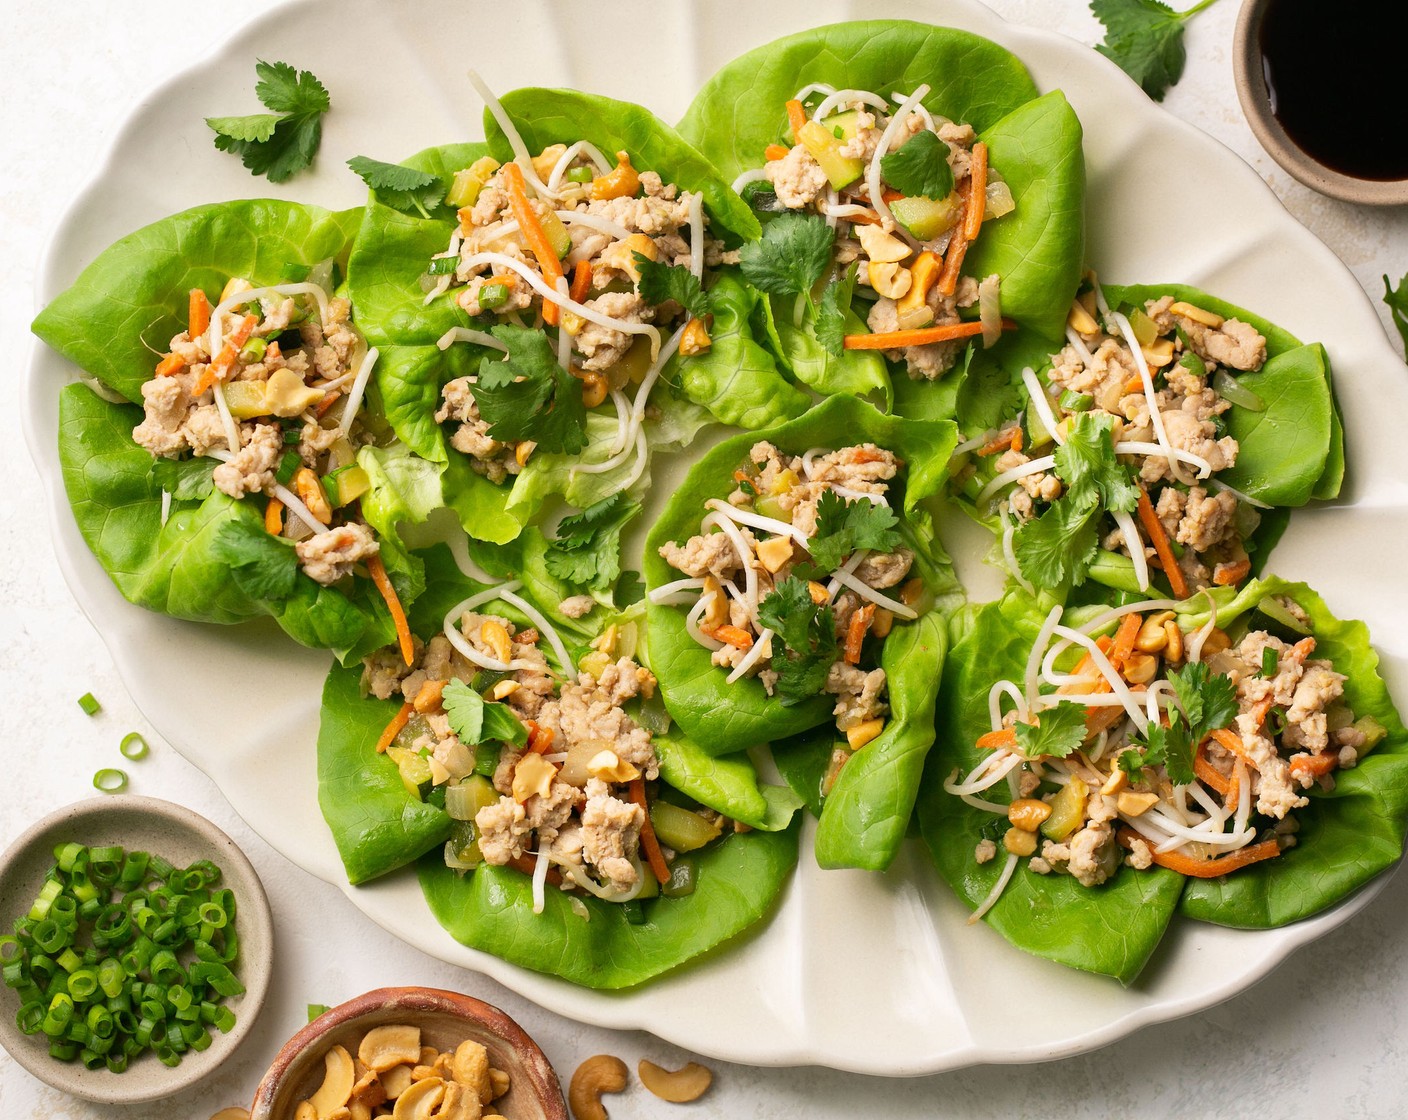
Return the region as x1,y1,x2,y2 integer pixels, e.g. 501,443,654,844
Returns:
426,142,738,484
948,597,1385,915
133,276,384,587
964,283,1270,595
743,84,1015,379
364,610,730,909
652,441,927,776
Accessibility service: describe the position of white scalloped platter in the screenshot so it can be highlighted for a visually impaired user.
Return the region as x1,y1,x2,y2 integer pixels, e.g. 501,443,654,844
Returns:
23,0,1408,1076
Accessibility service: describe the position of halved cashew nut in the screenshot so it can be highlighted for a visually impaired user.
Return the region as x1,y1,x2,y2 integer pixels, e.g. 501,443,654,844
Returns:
311,1046,357,1118
295,1103,318,1120
638,1059,713,1103
569,1054,628,1120
433,1081,482,1120
382,1065,414,1100
209,1110,251,1120
451,1039,493,1104
391,1076,444,1120
359,1025,423,1073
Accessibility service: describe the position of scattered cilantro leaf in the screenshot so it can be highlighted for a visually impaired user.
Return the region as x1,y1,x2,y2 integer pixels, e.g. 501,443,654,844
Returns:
544,492,642,590
1169,660,1238,745
816,262,860,358
807,489,901,573
879,131,956,201
442,680,528,747
1383,273,1408,357
151,457,215,502
1091,0,1220,102
1055,413,1139,513
616,570,646,606
210,521,297,600
207,59,330,183
471,324,587,455
1012,494,1102,589
1012,703,1088,760
634,255,712,320
757,576,837,704
347,156,442,219
738,213,835,297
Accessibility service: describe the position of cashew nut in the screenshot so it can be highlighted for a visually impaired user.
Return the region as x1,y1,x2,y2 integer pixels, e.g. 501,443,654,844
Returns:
637,1059,713,1103
569,1054,628,1120
432,1081,483,1120
382,1065,414,1100
359,1025,423,1073
295,1104,318,1120
208,1110,252,1120
310,1046,357,1118
391,1076,445,1120
451,1039,493,1105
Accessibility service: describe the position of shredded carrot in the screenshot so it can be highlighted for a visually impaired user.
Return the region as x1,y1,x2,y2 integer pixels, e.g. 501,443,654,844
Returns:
1290,751,1338,780
367,553,414,667
975,427,1020,457
375,701,413,754
844,604,876,665
1136,485,1190,600
844,318,1013,350
569,259,591,304
263,496,284,536
764,143,790,161
1291,635,1317,661
1085,701,1126,737
193,313,257,396
314,390,341,418
1108,613,1143,671
937,227,969,298
188,288,211,339
526,722,556,756
976,727,1016,751
706,624,754,651
509,853,563,885
844,209,883,226
963,142,988,243
1117,827,1280,878
732,468,752,484
1250,697,1275,730
1122,375,1145,394
1193,746,1232,796
1213,557,1252,587
785,99,807,141
154,353,185,378
1208,727,1259,770
629,779,672,885
500,161,566,327
881,188,905,204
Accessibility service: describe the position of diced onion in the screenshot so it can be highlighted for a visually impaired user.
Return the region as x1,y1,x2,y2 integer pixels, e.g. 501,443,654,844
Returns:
978,276,1003,349
985,179,1016,220
1213,368,1265,411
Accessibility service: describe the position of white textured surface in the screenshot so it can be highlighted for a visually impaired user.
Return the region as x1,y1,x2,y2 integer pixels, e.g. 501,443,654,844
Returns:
4,0,1408,1116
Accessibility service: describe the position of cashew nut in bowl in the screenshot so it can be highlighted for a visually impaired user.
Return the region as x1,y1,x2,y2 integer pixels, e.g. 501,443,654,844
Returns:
310,1046,356,1116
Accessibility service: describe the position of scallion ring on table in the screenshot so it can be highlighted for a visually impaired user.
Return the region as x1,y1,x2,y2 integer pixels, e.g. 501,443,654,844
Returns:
119,733,149,760
92,769,128,793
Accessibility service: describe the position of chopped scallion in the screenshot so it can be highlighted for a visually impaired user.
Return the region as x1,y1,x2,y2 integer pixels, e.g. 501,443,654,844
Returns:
77,693,101,717
275,451,302,486
119,733,149,761
93,769,128,794
477,281,510,310
426,256,458,276
566,166,594,184
1262,647,1279,677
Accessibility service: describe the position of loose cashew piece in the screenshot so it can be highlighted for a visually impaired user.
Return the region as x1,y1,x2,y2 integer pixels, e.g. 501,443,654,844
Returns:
391,1076,445,1120
311,1046,357,1118
637,1059,713,1103
209,1110,251,1120
382,1064,415,1100
569,1054,628,1120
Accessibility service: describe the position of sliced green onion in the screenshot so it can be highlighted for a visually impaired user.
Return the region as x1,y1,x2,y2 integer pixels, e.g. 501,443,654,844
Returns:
477,281,510,310
119,733,149,761
566,165,595,184
1262,647,1279,676
93,769,128,794
77,692,101,717
1058,388,1093,413
274,450,302,486
1213,368,1265,411
426,255,458,276
307,1003,330,1023
239,336,267,363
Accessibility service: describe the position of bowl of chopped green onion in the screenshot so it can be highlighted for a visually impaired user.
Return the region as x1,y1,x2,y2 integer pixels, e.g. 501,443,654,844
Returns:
0,795,273,1103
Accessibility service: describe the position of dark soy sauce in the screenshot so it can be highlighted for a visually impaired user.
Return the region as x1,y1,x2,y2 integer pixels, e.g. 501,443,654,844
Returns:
1259,0,1408,181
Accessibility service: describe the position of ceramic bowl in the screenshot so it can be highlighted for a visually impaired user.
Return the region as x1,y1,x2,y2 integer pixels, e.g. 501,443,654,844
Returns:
0,795,274,1103
1233,0,1408,205
250,987,568,1120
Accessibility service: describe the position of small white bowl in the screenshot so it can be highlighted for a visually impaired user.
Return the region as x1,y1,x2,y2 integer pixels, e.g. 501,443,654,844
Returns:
0,795,273,1104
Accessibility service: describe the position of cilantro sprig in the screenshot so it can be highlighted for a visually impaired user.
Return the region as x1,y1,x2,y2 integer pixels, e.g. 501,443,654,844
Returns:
757,577,838,703
805,489,902,574
210,521,298,600
1118,661,1237,785
816,262,860,358
1091,0,1221,102
207,60,330,183
472,324,587,455
879,131,956,201
347,156,442,219
442,679,528,747
544,492,642,591
1383,272,1408,358
1013,703,1088,760
633,255,713,321
739,213,835,300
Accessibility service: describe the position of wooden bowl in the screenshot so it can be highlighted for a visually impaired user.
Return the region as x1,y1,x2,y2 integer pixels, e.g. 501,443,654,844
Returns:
250,987,568,1120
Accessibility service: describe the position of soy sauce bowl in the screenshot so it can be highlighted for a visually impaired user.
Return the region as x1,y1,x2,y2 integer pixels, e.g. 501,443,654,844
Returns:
1234,0,1408,205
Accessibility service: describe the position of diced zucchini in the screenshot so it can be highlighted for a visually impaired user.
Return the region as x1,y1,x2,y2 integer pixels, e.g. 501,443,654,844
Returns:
889,192,963,241
754,493,790,522
222,380,269,419
324,465,371,509
1128,306,1159,347
534,204,573,260
649,802,722,853
819,109,862,141
446,156,500,209
1040,777,1088,842
797,120,865,189
444,775,498,821
386,747,433,800
662,856,698,898
1354,715,1388,756
1249,599,1312,642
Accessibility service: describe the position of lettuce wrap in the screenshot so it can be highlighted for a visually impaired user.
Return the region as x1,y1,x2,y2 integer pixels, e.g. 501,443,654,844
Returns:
318,545,800,988
644,394,962,870
948,282,1343,605
918,578,1408,983
678,20,1086,395
37,200,428,661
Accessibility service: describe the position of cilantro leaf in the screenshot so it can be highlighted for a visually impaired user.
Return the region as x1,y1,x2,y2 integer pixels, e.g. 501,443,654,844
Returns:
634,255,712,320
1012,703,1088,760
758,576,838,704
1012,494,1102,589
442,680,528,747
738,213,835,297
1055,412,1139,513
616,570,646,606
806,489,901,573
347,156,442,219
879,131,956,201
209,521,298,600
471,324,587,455
1383,272,1408,358
1169,660,1238,745
544,492,642,590
208,59,330,183
1091,0,1220,102
151,457,215,502
816,262,860,358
